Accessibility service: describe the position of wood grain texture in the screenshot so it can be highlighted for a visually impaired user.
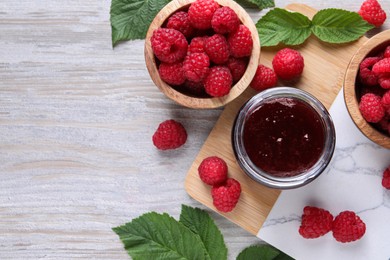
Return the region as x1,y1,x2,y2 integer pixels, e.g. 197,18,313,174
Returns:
0,0,389,259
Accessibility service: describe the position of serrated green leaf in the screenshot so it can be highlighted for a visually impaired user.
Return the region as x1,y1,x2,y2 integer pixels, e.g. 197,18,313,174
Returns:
311,8,374,44
110,0,171,46
236,0,275,10
179,205,227,260
237,245,280,260
112,212,210,260
256,8,312,47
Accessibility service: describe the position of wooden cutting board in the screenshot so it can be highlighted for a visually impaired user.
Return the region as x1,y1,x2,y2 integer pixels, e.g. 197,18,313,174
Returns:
185,3,368,235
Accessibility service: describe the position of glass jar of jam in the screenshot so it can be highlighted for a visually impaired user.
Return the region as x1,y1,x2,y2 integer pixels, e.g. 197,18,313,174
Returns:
232,87,336,189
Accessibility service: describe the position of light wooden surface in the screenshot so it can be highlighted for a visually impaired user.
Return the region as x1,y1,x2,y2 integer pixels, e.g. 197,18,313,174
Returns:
0,1,389,259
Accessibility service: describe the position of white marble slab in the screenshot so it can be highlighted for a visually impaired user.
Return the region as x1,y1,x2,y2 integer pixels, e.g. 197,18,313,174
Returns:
258,90,390,259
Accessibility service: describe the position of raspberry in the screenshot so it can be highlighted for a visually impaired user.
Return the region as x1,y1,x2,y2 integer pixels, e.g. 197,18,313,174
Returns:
227,57,248,82
332,211,366,243
250,64,278,91
211,6,240,34
166,11,195,38
204,34,230,64
183,52,210,83
182,80,206,96
151,28,188,64
188,0,219,30
211,178,241,212
377,114,390,132
204,66,233,97
298,206,334,239
381,90,390,111
360,83,386,97
188,36,208,54
359,56,381,86
158,62,186,86
272,48,304,80
359,93,385,123
384,46,390,58
198,156,228,186
379,76,390,89
372,57,390,75
227,24,253,58
382,166,390,189
358,0,387,27
152,120,187,150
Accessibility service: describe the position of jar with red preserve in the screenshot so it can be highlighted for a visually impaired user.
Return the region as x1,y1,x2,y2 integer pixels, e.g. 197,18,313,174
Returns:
232,87,336,189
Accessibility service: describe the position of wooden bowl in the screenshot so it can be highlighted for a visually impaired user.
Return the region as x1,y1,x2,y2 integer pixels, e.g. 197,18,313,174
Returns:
344,30,390,149
144,0,260,109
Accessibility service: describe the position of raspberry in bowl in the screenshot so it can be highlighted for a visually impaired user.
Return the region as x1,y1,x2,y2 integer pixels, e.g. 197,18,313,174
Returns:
344,29,390,149
144,0,260,109
232,87,336,189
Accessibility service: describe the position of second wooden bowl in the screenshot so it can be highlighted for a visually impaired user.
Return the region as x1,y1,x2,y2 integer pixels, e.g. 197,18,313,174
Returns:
144,0,260,109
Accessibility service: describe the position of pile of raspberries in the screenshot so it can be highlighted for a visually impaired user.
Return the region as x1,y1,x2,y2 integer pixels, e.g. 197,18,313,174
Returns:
150,0,253,98
357,45,390,134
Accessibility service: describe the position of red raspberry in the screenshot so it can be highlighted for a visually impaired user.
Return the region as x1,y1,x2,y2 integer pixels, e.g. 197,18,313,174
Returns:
182,80,206,97
204,66,233,97
198,156,228,186
211,178,241,212
272,48,304,80
158,62,186,86
359,93,385,123
379,76,390,89
151,28,188,64
332,211,366,243
381,90,390,111
384,46,390,58
211,6,240,34
152,120,187,150
227,57,248,82
166,11,195,38
359,56,381,86
382,166,390,189
227,24,253,58
188,0,219,30
250,64,278,91
183,52,210,83
372,57,390,75
377,114,390,132
188,36,208,54
298,206,334,239
358,0,387,27
204,34,230,64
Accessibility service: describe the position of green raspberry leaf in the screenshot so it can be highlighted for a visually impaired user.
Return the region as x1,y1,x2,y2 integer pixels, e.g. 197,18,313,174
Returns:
256,8,312,47
237,245,294,260
311,8,374,44
179,205,228,260
112,212,210,260
110,0,171,47
236,0,275,10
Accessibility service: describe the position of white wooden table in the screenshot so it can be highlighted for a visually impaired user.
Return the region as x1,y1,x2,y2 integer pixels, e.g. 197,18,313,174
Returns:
1,0,389,259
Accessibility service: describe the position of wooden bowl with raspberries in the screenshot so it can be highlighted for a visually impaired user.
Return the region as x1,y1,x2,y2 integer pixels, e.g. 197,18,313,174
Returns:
344,29,390,149
144,0,260,109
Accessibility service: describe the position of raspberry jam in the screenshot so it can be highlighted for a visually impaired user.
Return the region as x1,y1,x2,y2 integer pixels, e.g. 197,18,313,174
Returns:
232,87,336,189
243,97,325,177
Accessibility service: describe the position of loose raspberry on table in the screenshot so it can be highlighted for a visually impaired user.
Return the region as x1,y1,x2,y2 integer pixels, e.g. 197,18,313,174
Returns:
227,57,248,82
272,48,304,80
151,28,188,64
211,6,240,34
204,66,233,97
182,80,206,96
188,0,219,30
332,211,366,243
250,64,277,91
298,206,334,239
227,24,253,58
188,36,208,54
183,52,210,83
211,178,241,212
152,119,187,150
382,166,390,189
204,34,230,64
166,11,194,38
359,56,381,86
359,93,385,123
158,62,186,86
198,156,228,186
358,0,387,27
